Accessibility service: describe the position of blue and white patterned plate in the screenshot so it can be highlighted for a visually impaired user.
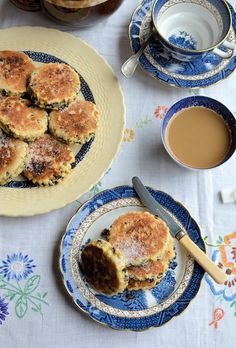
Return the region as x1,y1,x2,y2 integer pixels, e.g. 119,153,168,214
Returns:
129,0,236,88
60,186,205,330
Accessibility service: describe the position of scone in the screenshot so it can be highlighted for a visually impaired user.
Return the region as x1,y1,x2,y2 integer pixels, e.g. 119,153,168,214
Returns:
0,136,28,185
28,63,81,110
49,99,99,144
0,96,48,141
108,211,171,266
80,239,128,295
0,51,35,96
23,134,75,185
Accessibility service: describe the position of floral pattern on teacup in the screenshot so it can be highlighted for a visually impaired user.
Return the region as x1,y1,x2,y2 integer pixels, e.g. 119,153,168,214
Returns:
168,31,197,50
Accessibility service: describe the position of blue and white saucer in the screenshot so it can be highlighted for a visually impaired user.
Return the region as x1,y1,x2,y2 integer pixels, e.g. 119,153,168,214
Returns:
129,0,236,88
60,186,205,330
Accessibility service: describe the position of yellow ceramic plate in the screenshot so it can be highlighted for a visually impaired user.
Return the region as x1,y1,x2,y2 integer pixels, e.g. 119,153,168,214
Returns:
0,27,125,216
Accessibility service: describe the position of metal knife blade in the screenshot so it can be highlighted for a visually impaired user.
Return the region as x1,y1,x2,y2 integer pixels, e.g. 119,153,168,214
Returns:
132,176,184,239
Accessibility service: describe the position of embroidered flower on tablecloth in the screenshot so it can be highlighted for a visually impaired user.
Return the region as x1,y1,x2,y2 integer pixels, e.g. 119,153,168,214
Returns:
209,308,224,328
154,105,168,120
0,253,36,281
123,128,135,142
205,232,236,302
0,253,48,320
0,297,9,325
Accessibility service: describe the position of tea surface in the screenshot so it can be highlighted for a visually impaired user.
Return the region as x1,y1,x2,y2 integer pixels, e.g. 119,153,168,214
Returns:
165,107,231,168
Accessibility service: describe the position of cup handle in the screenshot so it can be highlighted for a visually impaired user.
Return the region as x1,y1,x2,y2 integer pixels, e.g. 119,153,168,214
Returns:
223,40,236,49
213,40,235,59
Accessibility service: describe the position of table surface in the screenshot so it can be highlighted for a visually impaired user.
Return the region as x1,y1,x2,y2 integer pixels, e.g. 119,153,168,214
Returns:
0,0,235,347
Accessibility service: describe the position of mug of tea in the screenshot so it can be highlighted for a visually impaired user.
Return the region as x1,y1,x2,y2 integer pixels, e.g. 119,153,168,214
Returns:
161,96,236,170
152,0,236,62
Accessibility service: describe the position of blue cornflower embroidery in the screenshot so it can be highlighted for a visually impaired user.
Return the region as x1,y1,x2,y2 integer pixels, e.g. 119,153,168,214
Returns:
0,297,9,325
0,253,36,281
0,253,48,320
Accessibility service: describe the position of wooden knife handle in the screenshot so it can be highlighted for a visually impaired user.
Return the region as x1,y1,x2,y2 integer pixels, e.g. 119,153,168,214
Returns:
179,234,227,284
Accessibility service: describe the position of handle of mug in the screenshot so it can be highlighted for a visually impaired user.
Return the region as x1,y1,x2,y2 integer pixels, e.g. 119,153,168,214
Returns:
213,40,235,59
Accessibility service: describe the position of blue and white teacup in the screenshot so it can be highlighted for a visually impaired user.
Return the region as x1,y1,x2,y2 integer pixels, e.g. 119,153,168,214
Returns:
152,0,236,61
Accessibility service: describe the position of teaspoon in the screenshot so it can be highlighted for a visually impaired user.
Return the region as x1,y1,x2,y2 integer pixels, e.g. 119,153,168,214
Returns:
121,32,155,78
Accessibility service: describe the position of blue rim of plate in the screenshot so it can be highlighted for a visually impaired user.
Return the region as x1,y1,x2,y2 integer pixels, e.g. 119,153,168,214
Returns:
4,51,95,189
129,0,236,88
60,185,205,331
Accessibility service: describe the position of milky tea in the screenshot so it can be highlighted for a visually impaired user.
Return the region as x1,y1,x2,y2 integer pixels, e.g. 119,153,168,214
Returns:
165,107,231,169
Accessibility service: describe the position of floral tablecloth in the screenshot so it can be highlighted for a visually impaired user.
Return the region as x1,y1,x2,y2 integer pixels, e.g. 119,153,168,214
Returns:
0,0,235,347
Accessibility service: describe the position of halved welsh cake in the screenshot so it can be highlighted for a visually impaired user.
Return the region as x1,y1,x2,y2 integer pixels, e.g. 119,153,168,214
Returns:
80,239,128,295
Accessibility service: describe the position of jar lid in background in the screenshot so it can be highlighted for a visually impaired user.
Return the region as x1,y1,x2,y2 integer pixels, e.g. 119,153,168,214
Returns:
45,0,107,9
41,0,124,27
10,0,41,11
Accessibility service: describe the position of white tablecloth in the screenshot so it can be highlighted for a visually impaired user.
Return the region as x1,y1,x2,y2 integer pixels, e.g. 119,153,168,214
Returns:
0,0,236,347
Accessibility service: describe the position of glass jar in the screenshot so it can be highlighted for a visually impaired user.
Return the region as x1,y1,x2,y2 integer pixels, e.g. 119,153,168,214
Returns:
40,0,124,27
10,0,41,11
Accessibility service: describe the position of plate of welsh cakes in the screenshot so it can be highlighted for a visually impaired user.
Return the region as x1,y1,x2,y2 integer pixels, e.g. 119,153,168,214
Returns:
0,27,125,216
60,186,205,331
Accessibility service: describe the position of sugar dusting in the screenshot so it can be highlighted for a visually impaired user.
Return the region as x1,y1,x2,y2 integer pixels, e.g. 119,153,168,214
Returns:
25,134,73,176
0,137,15,168
109,212,169,265
113,240,145,264
25,136,59,173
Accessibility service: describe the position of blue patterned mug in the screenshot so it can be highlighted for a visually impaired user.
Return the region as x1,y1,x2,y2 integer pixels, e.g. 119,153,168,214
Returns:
152,0,236,61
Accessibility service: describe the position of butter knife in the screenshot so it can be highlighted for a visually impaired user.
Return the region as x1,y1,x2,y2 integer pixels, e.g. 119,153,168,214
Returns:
132,176,227,285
